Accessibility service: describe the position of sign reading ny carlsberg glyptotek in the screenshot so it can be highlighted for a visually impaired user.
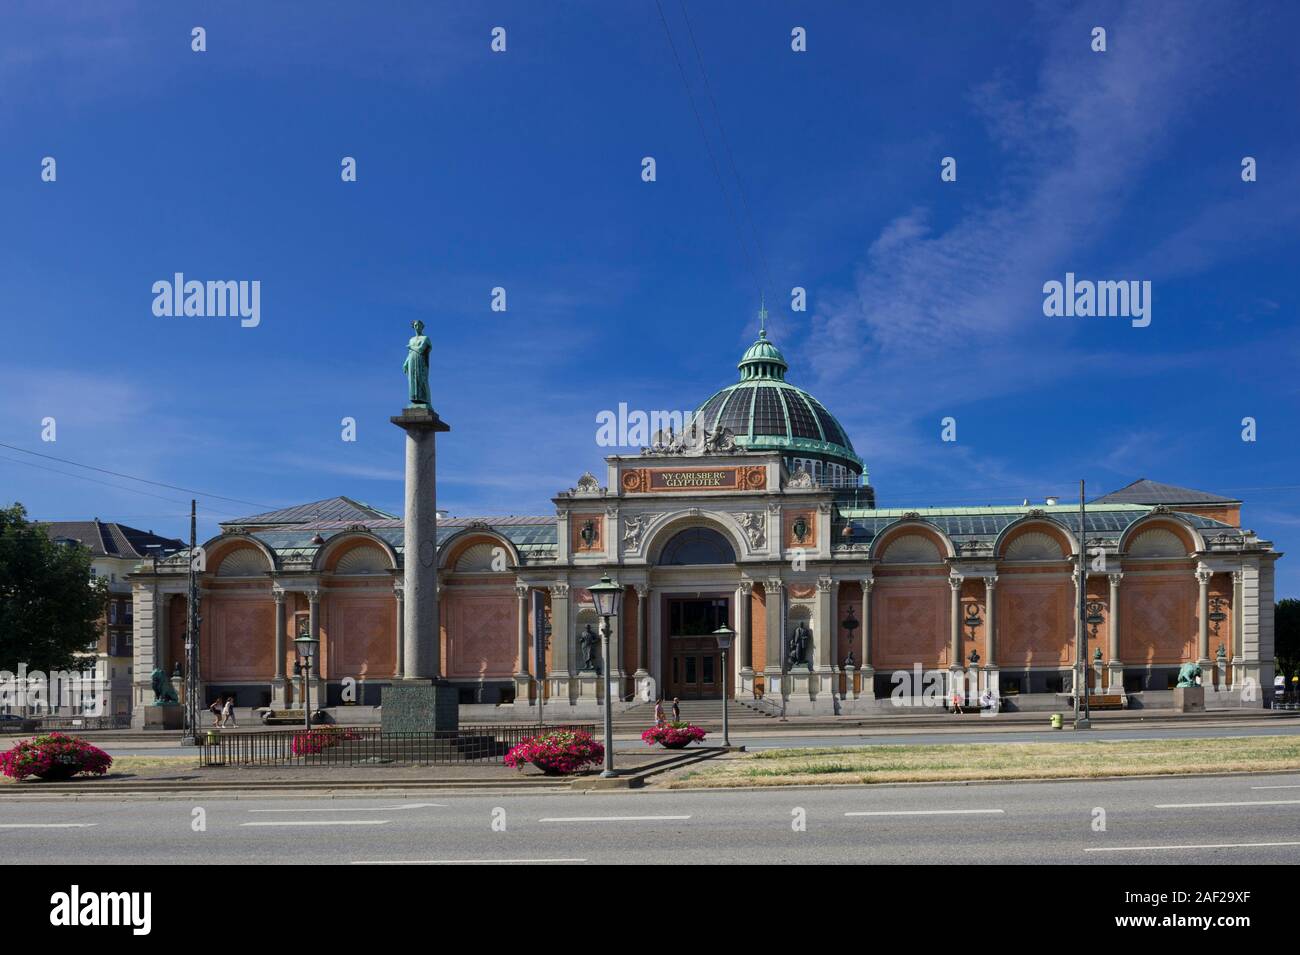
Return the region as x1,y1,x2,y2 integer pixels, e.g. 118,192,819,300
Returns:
621,465,767,494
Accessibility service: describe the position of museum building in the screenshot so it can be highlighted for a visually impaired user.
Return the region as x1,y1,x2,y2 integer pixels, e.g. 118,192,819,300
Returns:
129,328,1281,721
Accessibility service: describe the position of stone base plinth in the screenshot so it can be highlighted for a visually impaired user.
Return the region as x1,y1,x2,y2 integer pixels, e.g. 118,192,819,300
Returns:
380,681,458,735
1173,685,1205,713
142,704,183,730
577,671,599,702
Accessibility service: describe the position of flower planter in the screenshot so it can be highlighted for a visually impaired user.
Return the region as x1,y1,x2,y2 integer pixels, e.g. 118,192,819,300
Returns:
641,722,708,749
504,729,604,777
0,733,112,782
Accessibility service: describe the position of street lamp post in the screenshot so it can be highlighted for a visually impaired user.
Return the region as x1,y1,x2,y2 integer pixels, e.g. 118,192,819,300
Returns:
588,573,623,778
294,631,319,733
712,624,734,748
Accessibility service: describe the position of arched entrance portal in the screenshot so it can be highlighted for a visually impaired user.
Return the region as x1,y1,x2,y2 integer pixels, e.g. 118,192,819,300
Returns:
655,526,737,700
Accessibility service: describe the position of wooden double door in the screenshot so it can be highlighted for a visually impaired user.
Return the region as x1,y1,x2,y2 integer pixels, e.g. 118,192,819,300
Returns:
667,637,723,699
664,597,730,699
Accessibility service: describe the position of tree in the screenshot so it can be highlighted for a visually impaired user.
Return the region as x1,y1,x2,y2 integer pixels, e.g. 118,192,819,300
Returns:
1276,598,1300,680
0,503,108,671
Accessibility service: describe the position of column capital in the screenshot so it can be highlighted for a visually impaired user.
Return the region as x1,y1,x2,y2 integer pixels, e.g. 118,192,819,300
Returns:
393,582,405,598
738,579,754,595
816,576,834,593
862,576,874,592
982,575,998,590
1196,567,1213,585
948,574,964,591
271,587,286,605
1108,572,1124,586
515,582,530,599
635,583,651,598
305,589,320,604
765,577,784,593
1232,568,1244,583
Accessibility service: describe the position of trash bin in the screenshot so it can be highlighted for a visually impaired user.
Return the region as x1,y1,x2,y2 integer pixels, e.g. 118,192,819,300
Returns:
1050,713,1063,730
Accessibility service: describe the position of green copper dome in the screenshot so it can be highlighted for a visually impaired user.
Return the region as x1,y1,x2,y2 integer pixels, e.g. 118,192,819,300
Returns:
693,329,866,482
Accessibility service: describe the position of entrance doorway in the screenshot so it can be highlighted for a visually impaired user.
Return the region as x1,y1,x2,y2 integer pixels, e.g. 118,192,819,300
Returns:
665,597,729,700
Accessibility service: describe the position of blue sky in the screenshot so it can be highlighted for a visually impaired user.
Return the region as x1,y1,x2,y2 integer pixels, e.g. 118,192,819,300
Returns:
1,1,1297,595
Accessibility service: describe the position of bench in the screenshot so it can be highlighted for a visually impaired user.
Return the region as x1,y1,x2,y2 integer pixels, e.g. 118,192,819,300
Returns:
1083,694,1125,710
258,708,307,725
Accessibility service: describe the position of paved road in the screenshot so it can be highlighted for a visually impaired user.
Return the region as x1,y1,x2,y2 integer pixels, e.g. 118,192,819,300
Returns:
4,772,1299,864
97,720,1300,758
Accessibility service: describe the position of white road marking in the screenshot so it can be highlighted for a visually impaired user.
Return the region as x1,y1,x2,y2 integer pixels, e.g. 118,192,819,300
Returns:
240,820,390,827
538,815,692,823
352,858,586,865
0,823,97,829
1087,841,1300,853
844,809,1005,817
1154,800,1300,808
247,803,445,813
1251,784,1300,790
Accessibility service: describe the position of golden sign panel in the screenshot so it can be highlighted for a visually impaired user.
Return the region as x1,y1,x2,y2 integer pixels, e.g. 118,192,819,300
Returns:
621,466,766,494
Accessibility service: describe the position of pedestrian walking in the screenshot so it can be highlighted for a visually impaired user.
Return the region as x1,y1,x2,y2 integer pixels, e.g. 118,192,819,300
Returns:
221,696,236,728
671,697,680,722
208,698,223,727
654,698,665,726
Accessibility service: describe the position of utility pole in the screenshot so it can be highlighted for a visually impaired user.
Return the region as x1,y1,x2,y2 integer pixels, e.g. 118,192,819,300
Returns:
1075,480,1091,730
184,500,201,743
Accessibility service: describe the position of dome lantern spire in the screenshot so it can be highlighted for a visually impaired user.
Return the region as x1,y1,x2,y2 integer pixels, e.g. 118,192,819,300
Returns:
738,300,788,381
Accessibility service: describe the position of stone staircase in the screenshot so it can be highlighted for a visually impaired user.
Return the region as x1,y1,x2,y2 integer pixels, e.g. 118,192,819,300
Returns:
613,697,778,731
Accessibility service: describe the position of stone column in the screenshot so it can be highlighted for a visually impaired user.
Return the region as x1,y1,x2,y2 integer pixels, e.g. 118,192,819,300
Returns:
271,589,288,706
948,574,963,694
737,580,754,694
813,576,834,700
982,575,998,698
1196,566,1212,665
982,576,998,665
549,583,571,702
860,577,874,683
1107,572,1123,692
155,593,169,679
393,583,405,678
306,589,325,706
764,577,785,700
634,585,650,679
514,582,532,703
390,406,450,681
1232,569,1243,688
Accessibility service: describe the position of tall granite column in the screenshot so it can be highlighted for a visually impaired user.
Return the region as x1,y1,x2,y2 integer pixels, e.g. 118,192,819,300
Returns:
384,403,453,733
391,406,450,679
